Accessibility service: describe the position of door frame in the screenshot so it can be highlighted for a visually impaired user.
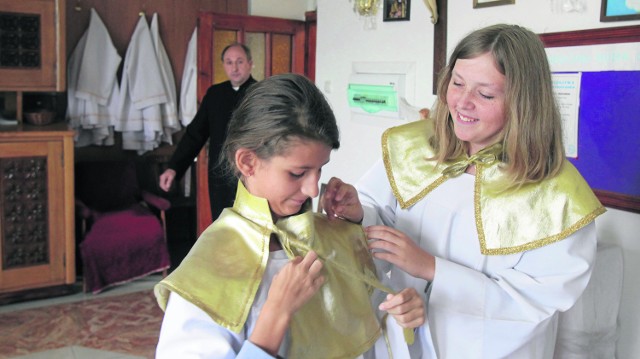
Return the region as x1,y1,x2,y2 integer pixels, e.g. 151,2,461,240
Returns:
195,12,313,234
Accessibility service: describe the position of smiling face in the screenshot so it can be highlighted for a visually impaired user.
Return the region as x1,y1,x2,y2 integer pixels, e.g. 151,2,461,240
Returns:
242,139,332,221
222,45,253,88
446,52,507,155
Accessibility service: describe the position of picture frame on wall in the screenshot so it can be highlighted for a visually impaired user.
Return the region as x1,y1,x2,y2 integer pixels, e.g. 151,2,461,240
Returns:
473,0,515,9
383,0,411,21
600,0,640,22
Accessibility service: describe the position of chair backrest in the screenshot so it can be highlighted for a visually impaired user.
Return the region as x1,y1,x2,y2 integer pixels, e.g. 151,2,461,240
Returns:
75,160,140,212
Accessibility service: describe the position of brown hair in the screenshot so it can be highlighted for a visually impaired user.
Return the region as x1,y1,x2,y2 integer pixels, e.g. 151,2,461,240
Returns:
219,73,340,180
431,24,565,187
220,42,252,62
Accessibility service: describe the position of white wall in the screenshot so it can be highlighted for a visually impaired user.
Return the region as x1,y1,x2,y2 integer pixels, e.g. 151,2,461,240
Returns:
249,0,314,20
254,1,640,357
317,1,438,186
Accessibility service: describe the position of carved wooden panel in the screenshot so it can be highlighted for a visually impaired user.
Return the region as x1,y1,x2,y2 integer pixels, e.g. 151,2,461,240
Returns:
0,12,41,69
1,156,49,269
0,0,65,91
0,126,75,300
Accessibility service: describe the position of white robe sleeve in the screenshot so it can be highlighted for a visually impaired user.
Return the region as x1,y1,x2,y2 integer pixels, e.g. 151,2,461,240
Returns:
117,15,167,153
75,9,121,106
428,226,596,358
356,159,598,358
66,30,87,142
150,13,181,144
179,28,198,127
156,293,276,359
357,159,397,276
358,159,398,228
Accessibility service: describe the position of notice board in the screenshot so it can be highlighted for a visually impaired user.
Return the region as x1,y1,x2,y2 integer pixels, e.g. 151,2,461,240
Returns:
540,25,640,213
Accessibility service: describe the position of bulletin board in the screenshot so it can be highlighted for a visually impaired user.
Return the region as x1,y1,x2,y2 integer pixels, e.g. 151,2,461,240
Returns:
540,25,640,214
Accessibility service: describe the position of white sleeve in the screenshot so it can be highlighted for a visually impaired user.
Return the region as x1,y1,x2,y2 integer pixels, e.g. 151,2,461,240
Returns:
156,293,275,359
355,159,399,281
424,224,597,357
180,29,198,127
75,9,121,106
125,16,168,111
356,159,398,228
430,222,597,327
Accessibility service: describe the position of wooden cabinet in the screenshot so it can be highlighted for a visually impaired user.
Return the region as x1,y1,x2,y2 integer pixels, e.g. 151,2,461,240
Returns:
0,124,75,302
0,0,66,91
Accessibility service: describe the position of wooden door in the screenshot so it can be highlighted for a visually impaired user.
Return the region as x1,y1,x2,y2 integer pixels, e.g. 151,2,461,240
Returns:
195,12,313,234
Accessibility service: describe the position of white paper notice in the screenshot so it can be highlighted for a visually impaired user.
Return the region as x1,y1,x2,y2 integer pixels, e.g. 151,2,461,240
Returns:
552,73,581,158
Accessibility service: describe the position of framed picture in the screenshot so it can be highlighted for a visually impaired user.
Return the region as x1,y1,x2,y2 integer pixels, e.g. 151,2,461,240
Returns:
600,0,640,22
473,0,515,9
383,0,411,21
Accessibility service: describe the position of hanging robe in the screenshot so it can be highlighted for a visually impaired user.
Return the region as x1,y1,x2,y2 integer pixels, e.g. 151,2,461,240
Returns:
66,8,120,147
117,15,167,154
179,28,198,127
150,13,181,144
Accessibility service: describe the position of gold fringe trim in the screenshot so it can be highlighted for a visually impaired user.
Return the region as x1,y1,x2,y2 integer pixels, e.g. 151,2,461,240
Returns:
478,206,605,255
475,165,606,255
381,122,605,256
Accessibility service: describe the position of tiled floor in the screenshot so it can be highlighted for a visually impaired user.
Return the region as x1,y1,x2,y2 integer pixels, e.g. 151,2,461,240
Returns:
11,346,144,359
0,275,161,315
0,275,161,359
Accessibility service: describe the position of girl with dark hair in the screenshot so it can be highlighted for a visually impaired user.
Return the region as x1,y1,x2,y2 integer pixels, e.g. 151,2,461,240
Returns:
155,73,423,358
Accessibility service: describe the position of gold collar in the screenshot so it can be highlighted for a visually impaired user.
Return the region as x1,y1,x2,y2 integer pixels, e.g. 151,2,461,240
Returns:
156,181,390,358
382,120,605,255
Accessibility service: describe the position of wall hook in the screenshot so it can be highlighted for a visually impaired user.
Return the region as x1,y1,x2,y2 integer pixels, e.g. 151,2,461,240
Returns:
139,0,148,16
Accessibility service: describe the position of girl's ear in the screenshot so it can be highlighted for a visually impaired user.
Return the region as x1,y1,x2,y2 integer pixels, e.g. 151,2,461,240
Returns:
235,148,257,177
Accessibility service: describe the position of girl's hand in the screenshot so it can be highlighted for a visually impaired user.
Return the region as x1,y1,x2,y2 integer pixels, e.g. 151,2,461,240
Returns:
250,251,324,355
379,288,426,329
366,225,435,281
321,177,364,223
267,250,325,315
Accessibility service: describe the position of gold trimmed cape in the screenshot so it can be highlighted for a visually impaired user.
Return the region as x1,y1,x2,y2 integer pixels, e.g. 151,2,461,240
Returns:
155,181,385,358
382,120,605,255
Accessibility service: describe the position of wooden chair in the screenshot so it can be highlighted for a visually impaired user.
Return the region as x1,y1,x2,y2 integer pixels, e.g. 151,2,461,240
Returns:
75,160,171,293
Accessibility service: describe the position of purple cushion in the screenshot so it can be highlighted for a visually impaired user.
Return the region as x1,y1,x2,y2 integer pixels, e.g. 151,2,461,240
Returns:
80,204,170,293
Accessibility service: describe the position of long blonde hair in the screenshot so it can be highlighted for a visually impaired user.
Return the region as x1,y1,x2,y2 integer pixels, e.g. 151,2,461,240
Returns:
431,24,565,187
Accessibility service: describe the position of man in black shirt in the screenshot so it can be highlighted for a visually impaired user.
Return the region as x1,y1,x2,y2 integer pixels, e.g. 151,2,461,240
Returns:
159,43,257,222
